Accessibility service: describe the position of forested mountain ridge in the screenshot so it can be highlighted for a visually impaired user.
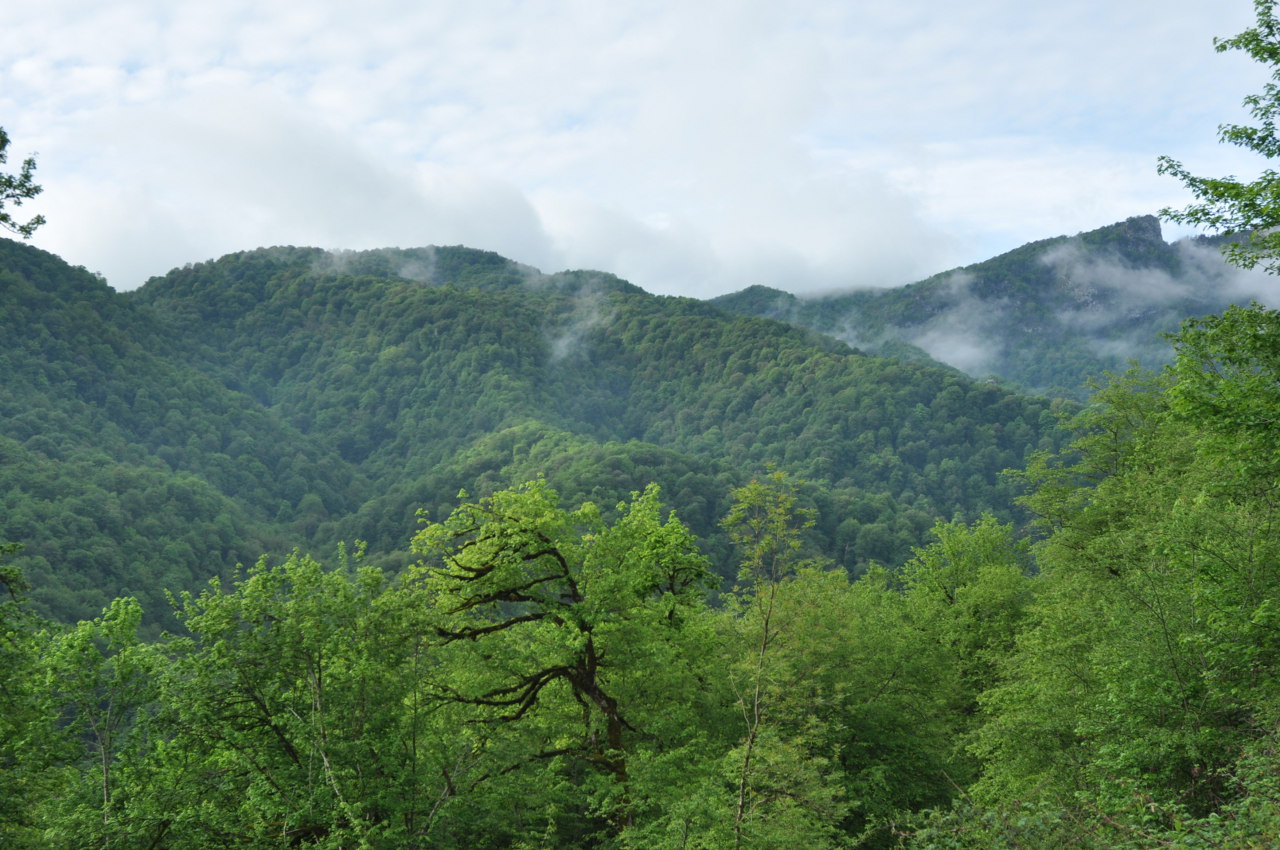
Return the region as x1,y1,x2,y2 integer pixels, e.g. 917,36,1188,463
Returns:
132,245,1063,557
2,237,1066,626
6,234,1280,847
713,215,1276,397
0,238,360,624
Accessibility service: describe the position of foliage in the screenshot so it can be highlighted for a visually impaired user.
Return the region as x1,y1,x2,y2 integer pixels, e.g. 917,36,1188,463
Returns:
718,471,842,849
38,597,160,847
1159,0,1280,271
153,549,445,847
955,308,1280,844
0,127,43,238
1165,302,1280,466
716,216,1247,398
0,543,53,849
407,480,718,844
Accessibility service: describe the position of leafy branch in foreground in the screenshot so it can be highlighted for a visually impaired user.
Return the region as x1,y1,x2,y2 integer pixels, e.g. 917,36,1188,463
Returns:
0,127,44,239
1159,0,1280,270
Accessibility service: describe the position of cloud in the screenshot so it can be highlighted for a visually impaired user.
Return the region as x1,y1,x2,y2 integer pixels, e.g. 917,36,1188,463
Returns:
546,279,617,363
900,273,1005,374
1037,237,1280,334
31,82,560,287
1174,239,1280,304
1037,242,1195,332
6,0,1276,297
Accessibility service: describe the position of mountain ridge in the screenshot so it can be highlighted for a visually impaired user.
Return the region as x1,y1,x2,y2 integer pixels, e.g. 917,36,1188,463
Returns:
713,215,1275,396
2,234,1069,625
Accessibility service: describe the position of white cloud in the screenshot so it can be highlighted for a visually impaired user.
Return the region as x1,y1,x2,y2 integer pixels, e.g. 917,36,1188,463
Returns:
3,0,1274,295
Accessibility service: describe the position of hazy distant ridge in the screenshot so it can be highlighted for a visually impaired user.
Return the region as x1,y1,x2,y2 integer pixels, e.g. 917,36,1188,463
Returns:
713,216,1278,397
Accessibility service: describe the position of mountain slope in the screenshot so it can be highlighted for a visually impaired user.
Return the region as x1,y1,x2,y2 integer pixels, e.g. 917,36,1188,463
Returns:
0,239,359,624
133,246,1066,571
3,238,1068,624
713,216,1277,396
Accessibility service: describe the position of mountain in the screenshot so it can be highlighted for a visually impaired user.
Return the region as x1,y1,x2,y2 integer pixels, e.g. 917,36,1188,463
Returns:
8,222,1280,849
713,216,1277,397
2,238,1066,625
0,239,364,626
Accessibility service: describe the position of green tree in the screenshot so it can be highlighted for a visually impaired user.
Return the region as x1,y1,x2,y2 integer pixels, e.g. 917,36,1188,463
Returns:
153,548,445,848
1165,302,1280,465
896,512,1034,711
0,127,44,238
970,353,1280,839
1159,0,1280,270
716,473,989,848
39,597,161,848
0,543,53,849
718,470,844,849
407,480,717,845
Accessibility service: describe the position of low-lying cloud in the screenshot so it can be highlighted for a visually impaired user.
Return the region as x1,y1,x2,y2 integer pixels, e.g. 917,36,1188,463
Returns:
546,280,616,363
903,272,1006,375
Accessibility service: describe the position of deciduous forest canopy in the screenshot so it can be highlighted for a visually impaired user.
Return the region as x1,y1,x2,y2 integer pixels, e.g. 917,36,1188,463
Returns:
5,2,1280,846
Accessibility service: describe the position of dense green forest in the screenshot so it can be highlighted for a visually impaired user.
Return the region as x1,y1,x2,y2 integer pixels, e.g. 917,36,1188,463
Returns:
3,297,1280,846
9,0,1280,841
4,216,1280,845
0,236,1068,628
713,216,1272,398
4,198,1280,846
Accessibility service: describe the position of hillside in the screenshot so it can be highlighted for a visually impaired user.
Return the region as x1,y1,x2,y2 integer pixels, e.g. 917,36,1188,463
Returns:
713,216,1276,397
7,235,1280,849
0,239,362,625
2,238,1066,624
132,246,1066,565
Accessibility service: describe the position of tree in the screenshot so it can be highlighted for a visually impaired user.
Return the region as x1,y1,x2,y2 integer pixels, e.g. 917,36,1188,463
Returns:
716,472,986,848
0,127,44,238
718,470,837,849
0,543,53,849
1158,0,1280,271
407,480,717,843
1165,302,1280,459
968,348,1280,840
155,548,439,848
898,515,1032,728
39,597,161,849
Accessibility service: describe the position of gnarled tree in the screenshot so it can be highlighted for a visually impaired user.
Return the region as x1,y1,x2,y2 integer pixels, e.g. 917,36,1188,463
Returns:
408,480,715,838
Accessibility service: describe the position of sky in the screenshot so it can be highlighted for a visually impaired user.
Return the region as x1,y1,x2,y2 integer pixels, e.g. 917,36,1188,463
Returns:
1,0,1272,298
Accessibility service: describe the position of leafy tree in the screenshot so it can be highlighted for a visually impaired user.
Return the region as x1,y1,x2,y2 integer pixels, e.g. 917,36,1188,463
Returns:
897,515,1032,745
1159,0,1280,270
716,472,996,848
968,344,1280,842
38,597,161,848
1165,302,1280,469
718,470,841,849
0,543,53,849
0,127,43,238
151,548,448,848
407,480,717,844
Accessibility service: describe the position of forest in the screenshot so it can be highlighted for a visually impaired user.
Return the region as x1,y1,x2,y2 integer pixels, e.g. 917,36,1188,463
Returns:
3,298,1280,847
3,220,1280,846
0,235,1069,631
6,1,1280,844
